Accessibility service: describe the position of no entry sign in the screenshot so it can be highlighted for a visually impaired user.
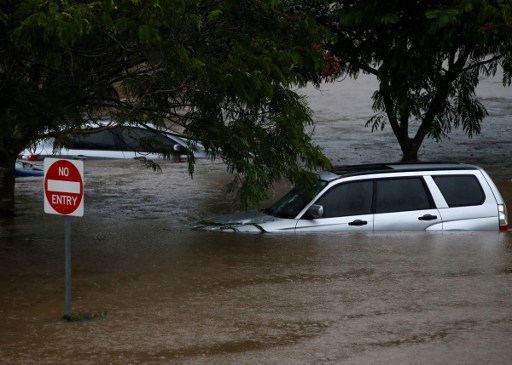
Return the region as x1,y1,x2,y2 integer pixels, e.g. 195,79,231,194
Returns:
44,158,84,216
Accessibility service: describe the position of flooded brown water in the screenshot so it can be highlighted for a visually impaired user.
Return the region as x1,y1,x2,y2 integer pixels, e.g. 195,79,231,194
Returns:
1,73,512,364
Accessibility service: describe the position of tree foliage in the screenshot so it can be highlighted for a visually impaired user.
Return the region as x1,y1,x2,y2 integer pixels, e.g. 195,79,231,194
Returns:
0,0,331,217
311,0,512,160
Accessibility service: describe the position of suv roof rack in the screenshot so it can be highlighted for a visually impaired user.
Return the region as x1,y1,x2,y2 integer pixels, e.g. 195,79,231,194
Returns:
331,164,393,175
331,161,476,177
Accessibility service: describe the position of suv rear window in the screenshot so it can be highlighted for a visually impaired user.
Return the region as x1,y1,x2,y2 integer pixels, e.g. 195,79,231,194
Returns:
433,175,485,207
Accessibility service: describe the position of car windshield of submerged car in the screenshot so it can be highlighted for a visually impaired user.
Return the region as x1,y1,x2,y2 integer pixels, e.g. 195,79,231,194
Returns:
116,126,180,153
263,181,328,219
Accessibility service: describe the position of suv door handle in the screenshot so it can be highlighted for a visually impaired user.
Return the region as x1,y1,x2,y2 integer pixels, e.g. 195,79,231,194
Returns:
418,214,437,221
348,219,368,226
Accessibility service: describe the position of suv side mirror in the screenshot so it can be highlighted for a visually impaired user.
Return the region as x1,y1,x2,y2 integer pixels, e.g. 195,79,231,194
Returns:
307,204,324,219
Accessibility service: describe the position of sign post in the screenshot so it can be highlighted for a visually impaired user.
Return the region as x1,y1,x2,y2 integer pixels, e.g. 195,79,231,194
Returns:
64,215,72,316
44,158,84,317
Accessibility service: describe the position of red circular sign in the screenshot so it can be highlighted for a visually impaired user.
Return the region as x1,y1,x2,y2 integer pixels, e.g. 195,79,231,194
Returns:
44,160,84,215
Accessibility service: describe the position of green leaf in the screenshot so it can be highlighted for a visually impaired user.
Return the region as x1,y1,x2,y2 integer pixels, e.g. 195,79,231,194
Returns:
380,13,399,25
138,24,161,43
208,9,223,21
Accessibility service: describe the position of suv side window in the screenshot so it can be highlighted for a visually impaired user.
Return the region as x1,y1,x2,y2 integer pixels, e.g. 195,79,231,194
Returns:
72,130,120,150
375,177,433,213
315,181,373,218
433,175,485,207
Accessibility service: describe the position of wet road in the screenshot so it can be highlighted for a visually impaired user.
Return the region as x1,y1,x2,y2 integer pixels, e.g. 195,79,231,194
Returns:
2,72,512,364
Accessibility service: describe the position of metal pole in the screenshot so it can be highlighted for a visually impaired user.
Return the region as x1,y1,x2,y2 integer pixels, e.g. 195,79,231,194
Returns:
64,216,72,317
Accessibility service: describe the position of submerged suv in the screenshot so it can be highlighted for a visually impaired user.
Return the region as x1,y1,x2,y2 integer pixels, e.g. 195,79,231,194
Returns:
193,162,508,233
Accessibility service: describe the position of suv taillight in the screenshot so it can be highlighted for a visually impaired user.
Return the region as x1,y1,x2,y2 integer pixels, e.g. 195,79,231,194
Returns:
498,204,508,232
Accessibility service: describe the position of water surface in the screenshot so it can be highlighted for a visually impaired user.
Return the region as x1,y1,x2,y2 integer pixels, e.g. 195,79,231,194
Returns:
1,73,512,364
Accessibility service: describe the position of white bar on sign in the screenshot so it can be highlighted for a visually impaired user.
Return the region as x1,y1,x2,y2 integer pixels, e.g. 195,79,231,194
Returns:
47,180,81,194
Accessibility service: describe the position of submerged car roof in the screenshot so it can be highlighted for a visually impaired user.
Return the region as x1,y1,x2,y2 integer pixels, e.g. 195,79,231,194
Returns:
322,162,479,181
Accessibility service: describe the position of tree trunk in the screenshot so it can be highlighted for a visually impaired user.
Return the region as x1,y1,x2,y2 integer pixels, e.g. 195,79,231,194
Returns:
0,155,18,218
396,132,420,162
400,147,419,162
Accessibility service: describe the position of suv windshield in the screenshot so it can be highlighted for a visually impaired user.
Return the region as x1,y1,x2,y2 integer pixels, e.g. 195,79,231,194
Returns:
265,181,327,219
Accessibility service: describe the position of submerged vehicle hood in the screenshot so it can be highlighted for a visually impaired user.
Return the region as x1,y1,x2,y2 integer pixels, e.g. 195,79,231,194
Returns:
191,210,286,233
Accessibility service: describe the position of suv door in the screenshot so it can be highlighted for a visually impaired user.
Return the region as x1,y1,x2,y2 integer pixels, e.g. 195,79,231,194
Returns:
295,180,374,232
372,177,442,231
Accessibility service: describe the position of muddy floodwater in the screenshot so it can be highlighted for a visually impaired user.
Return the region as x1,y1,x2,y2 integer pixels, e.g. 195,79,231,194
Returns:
2,74,512,364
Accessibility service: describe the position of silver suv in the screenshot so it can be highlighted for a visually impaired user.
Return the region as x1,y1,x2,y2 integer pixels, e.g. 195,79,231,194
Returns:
193,163,508,233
